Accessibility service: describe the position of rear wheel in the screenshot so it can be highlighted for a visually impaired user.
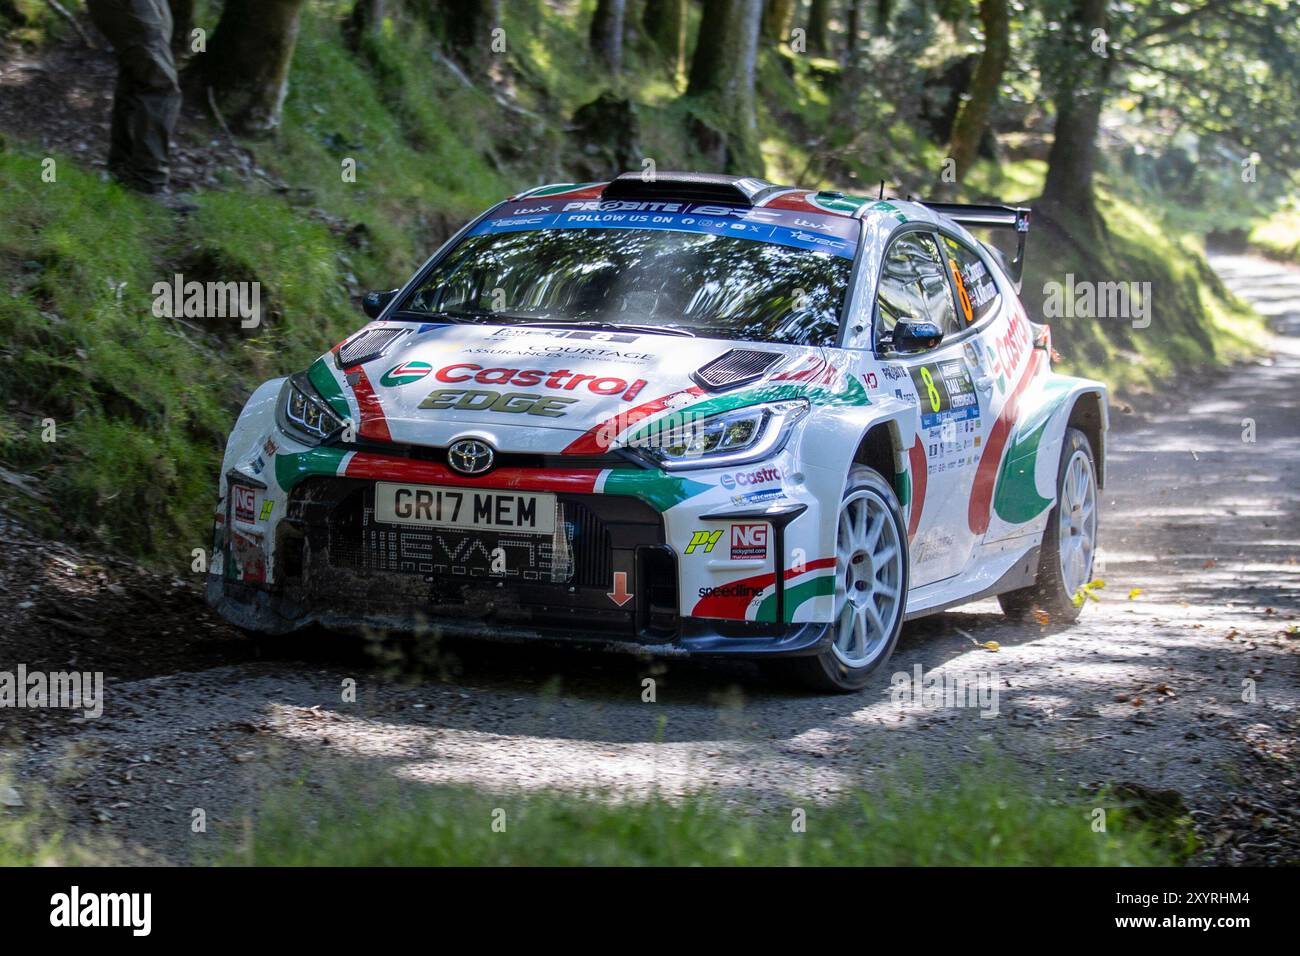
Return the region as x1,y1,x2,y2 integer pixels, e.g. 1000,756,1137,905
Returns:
784,465,909,692
999,426,1098,623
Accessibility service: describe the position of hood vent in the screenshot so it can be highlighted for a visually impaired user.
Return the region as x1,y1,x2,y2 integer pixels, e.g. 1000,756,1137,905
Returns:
692,349,784,391
602,171,781,207
337,326,409,368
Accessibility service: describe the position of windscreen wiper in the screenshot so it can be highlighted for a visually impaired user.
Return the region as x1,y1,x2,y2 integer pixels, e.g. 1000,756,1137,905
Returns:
390,309,492,324
510,319,697,338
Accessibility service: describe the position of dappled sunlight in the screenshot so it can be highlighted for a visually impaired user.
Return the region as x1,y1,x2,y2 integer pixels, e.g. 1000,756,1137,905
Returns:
265,704,856,801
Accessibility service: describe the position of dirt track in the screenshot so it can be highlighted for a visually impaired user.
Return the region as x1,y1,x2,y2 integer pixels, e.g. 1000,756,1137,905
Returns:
2,255,1297,865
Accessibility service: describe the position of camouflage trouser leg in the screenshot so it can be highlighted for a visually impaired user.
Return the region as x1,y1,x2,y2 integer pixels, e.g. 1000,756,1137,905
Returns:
86,0,180,192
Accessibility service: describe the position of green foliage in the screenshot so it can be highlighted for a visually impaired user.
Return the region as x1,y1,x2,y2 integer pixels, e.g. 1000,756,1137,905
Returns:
226,759,1178,866
0,152,220,555
1019,186,1262,392
1250,206,1300,264
0,6,516,562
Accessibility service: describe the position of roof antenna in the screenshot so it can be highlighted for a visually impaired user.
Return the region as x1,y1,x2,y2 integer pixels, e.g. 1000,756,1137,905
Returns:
878,180,885,200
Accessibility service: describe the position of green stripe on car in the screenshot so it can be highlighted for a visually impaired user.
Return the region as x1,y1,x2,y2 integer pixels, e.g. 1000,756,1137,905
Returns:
308,358,351,420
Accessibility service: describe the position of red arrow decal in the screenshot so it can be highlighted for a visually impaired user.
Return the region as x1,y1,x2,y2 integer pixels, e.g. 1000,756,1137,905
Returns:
607,571,633,607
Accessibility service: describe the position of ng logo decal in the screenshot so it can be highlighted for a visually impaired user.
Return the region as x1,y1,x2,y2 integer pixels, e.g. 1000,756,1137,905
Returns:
730,523,769,560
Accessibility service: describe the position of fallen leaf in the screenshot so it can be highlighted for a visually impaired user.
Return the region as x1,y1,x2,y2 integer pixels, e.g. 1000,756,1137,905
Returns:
982,641,1000,652
1032,608,1050,627
1129,587,1143,600
1203,559,1217,569
1073,579,1105,607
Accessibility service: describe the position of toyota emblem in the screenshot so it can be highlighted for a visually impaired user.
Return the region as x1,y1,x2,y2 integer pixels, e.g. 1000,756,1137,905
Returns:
447,438,495,476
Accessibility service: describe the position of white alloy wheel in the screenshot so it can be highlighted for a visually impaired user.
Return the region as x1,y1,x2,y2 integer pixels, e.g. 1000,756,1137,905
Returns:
1057,448,1097,597
831,488,905,669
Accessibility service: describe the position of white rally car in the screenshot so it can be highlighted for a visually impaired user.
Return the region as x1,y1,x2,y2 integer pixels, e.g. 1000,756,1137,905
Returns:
208,172,1106,691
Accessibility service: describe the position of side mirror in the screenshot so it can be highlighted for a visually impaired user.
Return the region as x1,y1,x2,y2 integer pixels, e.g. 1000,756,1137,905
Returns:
891,318,944,353
362,288,399,318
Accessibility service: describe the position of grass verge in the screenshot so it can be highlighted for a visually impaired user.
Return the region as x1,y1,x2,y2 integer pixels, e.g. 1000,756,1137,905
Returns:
222,761,1184,866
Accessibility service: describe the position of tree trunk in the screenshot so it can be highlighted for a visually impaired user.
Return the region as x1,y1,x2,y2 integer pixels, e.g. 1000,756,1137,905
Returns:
205,0,307,136
875,0,892,33
623,0,643,52
451,0,501,51
685,0,763,171
761,0,796,44
643,0,686,74
806,0,831,56
1040,0,1111,237
420,0,501,75
942,0,1009,191
688,0,762,112
590,0,626,73
168,0,195,58
348,0,385,40
842,0,860,66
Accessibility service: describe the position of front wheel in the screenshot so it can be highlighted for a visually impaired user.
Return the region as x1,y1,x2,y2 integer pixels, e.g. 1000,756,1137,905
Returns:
999,426,1099,624
783,465,909,692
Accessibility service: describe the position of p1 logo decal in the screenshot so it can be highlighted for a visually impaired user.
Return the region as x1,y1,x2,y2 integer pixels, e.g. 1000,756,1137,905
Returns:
380,361,433,387
686,530,723,554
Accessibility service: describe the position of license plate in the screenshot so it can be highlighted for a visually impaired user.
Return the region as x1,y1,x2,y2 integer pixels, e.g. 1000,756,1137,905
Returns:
373,482,556,534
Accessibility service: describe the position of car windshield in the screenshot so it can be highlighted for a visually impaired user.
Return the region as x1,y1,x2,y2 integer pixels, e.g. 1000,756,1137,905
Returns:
398,225,853,346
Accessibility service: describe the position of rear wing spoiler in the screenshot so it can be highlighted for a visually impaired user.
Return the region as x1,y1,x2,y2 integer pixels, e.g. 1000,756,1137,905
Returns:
921,202,1030,292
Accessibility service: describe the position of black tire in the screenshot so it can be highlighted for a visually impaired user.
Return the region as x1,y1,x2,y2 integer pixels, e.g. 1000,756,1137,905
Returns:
781,465,909,693
998,426,1098,624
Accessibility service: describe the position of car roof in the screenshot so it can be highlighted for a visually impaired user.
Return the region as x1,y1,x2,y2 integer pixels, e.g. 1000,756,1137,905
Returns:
510,175,951,233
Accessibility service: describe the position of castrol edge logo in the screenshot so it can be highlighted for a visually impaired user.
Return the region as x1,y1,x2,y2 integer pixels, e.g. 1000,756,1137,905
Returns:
432,362,649,402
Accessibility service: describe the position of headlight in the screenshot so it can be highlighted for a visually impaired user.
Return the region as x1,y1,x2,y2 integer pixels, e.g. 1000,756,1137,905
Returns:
634,399,808,470
277,373,346,444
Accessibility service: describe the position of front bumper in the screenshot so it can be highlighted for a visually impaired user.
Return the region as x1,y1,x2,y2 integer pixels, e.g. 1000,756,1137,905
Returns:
208,472,833,658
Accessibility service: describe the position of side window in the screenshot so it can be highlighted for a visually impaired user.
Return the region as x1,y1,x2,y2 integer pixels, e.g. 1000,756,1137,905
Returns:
941,235,1002,327
875,231,960,348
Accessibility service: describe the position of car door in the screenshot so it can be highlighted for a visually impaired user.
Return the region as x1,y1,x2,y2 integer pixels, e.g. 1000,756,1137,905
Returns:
874,228,989,588
936,228,1022,543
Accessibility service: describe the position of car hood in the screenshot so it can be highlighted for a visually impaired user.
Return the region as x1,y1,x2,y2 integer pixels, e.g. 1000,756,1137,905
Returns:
310,321,836,455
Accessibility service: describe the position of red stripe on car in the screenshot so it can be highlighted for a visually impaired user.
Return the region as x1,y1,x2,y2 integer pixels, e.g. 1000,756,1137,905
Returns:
762,192,833,215
690,558,837,620
350,366,392,442
968,349,1044,535
907,436,926,540
562,385,707,455
342,453,602,494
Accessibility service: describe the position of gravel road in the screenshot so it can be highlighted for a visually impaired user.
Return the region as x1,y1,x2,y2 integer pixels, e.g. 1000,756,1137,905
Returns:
2,255,1297,865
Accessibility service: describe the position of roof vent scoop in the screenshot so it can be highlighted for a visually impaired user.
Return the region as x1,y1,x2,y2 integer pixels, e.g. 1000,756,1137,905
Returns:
601,171,782,207
336,326,409,368
693,349,784,391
